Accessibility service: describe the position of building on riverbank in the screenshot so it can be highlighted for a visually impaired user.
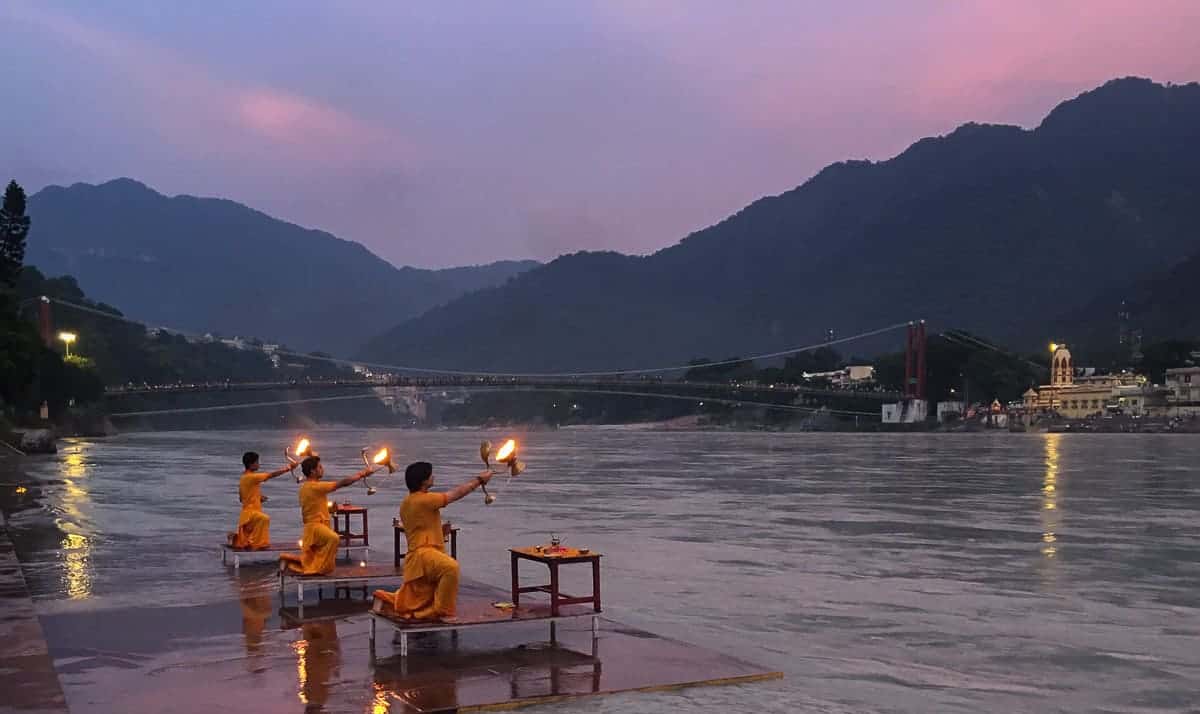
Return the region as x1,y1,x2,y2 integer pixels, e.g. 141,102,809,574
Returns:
1016,344,1166,424
1165,367,1200,417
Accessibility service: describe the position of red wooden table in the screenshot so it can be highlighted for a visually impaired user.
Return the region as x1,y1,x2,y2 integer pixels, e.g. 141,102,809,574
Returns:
510,546,602,617
332,504,368,555
393,518,459,567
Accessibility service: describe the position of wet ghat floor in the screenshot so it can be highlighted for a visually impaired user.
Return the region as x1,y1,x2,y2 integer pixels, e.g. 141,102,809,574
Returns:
35,570,775,713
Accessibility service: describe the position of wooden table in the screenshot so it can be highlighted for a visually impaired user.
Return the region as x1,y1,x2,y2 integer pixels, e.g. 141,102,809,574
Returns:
393,519,459,567
510,547,602,617
332,504,368,558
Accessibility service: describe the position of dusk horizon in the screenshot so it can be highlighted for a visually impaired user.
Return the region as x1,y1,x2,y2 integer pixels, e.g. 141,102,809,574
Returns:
4,1,1199,268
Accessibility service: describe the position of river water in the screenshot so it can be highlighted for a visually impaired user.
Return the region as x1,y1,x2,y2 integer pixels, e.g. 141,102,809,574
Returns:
6,429,1200,712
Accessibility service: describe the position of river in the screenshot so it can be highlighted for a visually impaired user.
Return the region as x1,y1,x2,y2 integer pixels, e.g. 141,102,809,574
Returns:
5,429,1200,712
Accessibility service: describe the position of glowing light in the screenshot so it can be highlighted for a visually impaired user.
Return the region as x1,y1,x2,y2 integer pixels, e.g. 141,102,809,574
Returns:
494,439,516,463
297,539,303,546
359,561,366,567
292,639,309,705
372,448,389,465
58,331,77,357
295,438,311,456
1041,433,1061,560
371,684,392,714
60,532,92,599
326,500,333,508
15,486,27,494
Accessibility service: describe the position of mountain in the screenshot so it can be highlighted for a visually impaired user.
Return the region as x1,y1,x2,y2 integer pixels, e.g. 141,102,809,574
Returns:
25,179,537,354
1056,245,1200,353
359,78,1200,372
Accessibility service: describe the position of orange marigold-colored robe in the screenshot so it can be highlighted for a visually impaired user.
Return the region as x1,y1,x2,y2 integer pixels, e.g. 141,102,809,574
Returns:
373,491,458,620
279,480,339,575
231,471,271,549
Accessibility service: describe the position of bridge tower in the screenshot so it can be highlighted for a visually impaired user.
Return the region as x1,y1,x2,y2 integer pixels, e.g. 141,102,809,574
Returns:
903,320,927,401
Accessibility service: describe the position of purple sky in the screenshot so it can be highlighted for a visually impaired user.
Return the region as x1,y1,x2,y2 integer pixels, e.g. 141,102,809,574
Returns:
3,1,1199,268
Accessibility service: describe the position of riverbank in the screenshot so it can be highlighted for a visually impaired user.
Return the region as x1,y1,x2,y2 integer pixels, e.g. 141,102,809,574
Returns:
0,452,69,714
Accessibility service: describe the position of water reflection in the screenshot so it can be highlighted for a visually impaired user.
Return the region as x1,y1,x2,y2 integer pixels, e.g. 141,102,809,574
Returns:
292,621,341,710
59,532,92,599
239,592,273,663
1040,433,1061,560
369,683,392,714
58,442,94,599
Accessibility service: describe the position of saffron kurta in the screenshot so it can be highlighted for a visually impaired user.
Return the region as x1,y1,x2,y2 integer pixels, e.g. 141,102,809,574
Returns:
279,480,339,575
231,471,271,549
374,491,458,620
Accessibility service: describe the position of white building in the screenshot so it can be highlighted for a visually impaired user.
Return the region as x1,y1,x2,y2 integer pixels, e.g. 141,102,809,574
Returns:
1165,367,1200,417
936,401,964,423
882,399,927,424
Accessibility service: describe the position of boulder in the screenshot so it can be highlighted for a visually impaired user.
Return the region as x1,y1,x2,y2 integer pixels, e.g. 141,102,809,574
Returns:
14,429,56,454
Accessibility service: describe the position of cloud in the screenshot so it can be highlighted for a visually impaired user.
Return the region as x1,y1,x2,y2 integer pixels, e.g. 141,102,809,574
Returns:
4,0,1200,269
2,1,414,170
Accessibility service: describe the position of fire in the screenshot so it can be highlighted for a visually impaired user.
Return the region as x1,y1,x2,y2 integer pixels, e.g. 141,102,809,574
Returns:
495,439,516,462
372,448,389,465
295,438,311,456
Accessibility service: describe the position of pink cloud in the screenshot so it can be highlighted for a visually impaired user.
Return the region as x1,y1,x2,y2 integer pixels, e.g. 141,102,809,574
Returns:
3,1,414,170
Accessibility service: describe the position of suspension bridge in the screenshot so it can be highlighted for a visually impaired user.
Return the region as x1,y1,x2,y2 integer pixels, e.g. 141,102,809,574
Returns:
33,295,933,421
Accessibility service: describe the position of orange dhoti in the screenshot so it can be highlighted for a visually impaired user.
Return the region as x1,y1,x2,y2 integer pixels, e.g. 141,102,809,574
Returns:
231,507,270,549
280,522,340,575
374,546,459,620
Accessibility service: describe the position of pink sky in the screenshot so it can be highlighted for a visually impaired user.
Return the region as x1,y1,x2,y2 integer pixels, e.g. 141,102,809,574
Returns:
2,1,1198,267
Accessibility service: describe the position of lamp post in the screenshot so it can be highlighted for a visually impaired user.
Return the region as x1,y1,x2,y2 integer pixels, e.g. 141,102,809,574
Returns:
58,331,77,358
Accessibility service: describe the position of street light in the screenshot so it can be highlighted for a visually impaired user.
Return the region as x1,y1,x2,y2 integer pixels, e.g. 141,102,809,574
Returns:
58,332,77,358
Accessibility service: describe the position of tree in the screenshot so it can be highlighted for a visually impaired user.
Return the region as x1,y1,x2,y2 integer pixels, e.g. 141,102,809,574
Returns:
0,181,30,289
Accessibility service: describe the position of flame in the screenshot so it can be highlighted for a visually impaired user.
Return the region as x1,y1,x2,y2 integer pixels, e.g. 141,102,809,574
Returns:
295,438,310,456
372,448,389,464
326,500,333,508
297,539,303,546
495,439,516,462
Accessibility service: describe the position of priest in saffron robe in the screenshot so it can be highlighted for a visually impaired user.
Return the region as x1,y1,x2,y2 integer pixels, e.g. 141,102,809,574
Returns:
279,455,380,576
372,461,492,621
229,451,299,549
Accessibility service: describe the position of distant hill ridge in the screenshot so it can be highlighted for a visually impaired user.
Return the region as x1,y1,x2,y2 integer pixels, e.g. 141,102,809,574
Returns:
359,77,1200,371
26,178,538,353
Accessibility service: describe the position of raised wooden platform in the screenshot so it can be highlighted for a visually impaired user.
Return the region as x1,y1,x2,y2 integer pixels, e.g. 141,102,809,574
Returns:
367,580,783,713
222,541,368,569
278,563,402,617
371,594,599,657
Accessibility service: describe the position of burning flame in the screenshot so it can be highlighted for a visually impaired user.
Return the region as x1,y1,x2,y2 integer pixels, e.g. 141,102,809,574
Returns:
295,438,310,456
327,500,333,509
495,439,516,463
297,539,303,546
372,448,389,465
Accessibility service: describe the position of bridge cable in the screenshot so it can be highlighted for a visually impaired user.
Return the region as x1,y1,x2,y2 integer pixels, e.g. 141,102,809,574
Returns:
42,295,915,378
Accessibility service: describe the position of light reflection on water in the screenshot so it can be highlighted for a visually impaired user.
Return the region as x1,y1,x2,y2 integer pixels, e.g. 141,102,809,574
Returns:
10,429,1200,712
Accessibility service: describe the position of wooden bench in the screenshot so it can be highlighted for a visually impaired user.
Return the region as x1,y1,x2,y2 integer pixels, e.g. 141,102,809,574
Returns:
221,541,368,569
370,595,599,658
278,563,403,618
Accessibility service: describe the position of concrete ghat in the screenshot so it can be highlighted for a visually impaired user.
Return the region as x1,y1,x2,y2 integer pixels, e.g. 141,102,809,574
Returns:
32,575,779,713
0,526,69,714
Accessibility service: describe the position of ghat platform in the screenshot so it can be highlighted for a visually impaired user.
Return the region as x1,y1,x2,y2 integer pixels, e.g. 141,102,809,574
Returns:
366,580,782,713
